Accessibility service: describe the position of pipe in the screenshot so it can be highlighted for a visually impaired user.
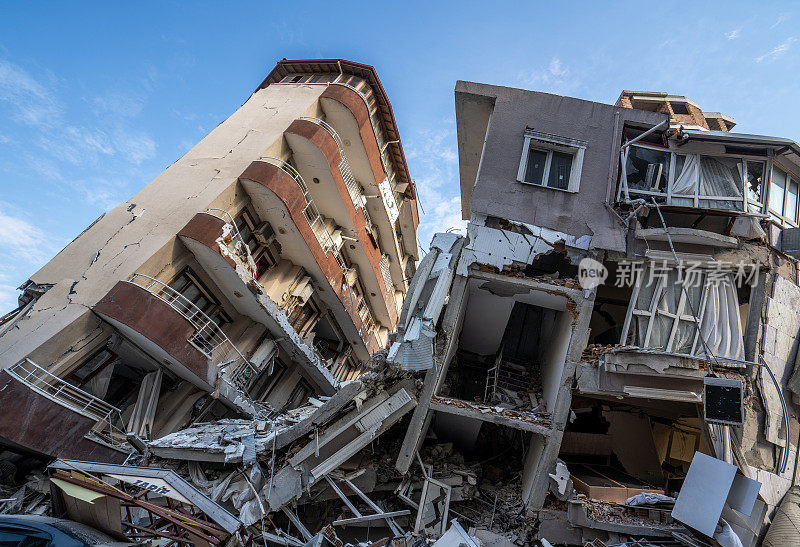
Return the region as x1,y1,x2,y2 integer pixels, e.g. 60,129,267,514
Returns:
760,355,790,474
620,119,670,150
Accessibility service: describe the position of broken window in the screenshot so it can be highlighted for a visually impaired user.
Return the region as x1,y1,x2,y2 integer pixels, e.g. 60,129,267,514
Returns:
746,160,766,213
624,144,670,195
620,262,745,360
234,206,278,278
516,129,586,192
619,143,761,212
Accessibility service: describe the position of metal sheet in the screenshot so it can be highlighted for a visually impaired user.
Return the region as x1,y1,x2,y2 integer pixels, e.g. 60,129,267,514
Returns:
671,452,737,537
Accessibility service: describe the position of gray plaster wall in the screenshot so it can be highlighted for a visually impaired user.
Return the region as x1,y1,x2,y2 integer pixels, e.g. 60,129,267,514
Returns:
456,81,666,251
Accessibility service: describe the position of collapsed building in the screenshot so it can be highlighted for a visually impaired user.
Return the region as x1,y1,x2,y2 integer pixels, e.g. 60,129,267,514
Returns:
2,66,800,547
0,58,418,494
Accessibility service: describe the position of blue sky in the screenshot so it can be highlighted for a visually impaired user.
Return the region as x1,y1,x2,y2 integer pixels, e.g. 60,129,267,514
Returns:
0,1,798,310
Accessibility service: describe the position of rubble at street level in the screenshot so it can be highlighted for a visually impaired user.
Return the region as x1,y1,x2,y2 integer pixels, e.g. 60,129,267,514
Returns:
4,62,800,547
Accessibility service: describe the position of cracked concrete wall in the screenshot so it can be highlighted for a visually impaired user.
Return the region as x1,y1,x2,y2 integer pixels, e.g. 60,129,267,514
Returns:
0,84,326,367
456,81,666,253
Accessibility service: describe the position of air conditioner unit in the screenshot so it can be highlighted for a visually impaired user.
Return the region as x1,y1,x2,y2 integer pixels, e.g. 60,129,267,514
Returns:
253,222,275,246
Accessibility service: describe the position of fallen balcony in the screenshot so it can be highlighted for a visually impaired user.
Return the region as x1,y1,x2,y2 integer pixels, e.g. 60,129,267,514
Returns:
577,346,747,403
0,359,128,462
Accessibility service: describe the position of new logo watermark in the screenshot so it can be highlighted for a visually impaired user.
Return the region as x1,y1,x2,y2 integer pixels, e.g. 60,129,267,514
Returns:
578,258,608,290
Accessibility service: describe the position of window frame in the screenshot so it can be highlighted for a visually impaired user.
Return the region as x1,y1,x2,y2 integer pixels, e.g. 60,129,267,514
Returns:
619,262,741,357
618,142,767,213
516,129,587,193
768,163,800,227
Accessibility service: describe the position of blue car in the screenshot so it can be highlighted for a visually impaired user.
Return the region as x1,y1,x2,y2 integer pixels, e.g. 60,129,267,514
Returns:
0,515,132,546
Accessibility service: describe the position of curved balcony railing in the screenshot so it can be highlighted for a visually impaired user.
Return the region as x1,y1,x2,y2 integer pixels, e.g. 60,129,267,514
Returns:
257,158,377,338
204,208,257,278
127,274,250,373
259,157,350,275
298,116,366,215
326,81,398,186
8,359,127,449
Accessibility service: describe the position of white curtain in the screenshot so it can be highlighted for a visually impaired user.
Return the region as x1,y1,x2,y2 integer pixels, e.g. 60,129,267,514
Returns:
699,157,743,210
672,154,700,196
699,276,744,360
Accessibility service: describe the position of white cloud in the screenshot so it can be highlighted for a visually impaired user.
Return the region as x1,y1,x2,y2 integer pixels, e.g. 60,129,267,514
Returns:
0,207,59,264
516,56,581,96
92,91,146,119
726,28,741,40
0,207,67,311
113,130,156,164
0,60,61,127
756,37,797,62
0,272,21,312
405,123,467,253
770,13,789,29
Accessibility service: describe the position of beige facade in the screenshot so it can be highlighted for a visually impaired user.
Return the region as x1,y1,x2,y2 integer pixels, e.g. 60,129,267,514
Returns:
0,59,419,463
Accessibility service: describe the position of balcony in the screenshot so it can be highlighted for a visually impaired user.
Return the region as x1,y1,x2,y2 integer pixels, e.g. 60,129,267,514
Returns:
93,275,249,391
318,86,414,282
618,142,767,214
282,117,398,328
299,116,366,220
0,359,128,462
238,158,382,356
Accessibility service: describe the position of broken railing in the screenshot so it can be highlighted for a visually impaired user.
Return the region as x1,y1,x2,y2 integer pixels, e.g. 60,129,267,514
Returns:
204,207,258,278
8,359,127,449
127,273,250,373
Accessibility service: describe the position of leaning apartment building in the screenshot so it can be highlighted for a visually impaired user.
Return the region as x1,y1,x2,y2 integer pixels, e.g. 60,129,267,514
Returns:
3,66,800,546
0,59,420,463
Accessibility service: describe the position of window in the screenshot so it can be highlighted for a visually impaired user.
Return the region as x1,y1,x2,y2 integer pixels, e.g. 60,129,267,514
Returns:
516,129,586,192
234,206,277,278
67,347,118,388
288,297,320,335
285,379,313,410
769,166,800,226
619,143,759,212
671,102,690,115
625,145,670,194
168,269,231,354
620,261,744,359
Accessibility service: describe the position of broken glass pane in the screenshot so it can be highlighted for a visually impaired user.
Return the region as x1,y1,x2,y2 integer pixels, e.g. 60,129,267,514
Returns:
746,160,765,211
625,145,669,194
